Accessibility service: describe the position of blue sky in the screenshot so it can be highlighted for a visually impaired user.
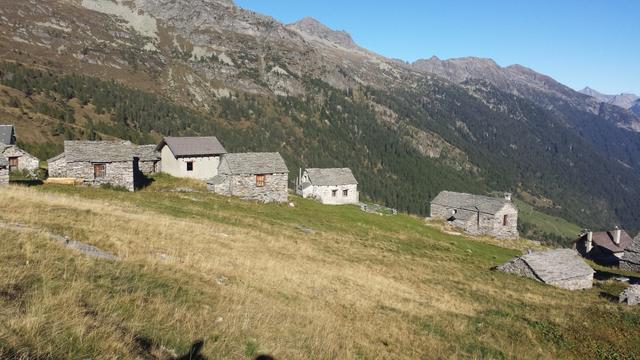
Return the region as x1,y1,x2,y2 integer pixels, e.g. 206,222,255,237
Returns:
235,0,640,95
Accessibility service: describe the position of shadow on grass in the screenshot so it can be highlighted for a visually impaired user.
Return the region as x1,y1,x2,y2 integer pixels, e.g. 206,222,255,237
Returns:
10,179,43,186
598,291,620,303
594,269,640,284
176,340,207,360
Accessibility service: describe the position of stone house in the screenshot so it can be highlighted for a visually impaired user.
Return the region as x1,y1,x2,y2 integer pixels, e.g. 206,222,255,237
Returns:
156,136,226,180
1,144,40,173
0,125,16,145
0,154,9,185
497,249,594,290
135,144,161,175
208,152,289,203
296,168,359,205
572,227,633,266
430,191,518,239
620,234,640,273
61,140,137,191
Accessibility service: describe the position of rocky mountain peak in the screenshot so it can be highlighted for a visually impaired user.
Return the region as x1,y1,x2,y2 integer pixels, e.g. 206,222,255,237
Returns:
579,87,639,110
288,16,356,49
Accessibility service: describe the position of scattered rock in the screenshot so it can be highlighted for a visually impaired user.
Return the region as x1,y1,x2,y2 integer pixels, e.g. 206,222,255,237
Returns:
215,275,228,285
295,225,314,234
619,285,640,305
215,316,223,323
288,202,295,208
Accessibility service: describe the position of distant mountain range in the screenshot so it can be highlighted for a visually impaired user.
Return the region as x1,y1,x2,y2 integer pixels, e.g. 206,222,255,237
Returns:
579,87,640,115
1,0,639,232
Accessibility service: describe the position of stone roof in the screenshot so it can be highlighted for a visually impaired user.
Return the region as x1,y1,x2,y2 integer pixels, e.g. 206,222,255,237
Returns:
207,174,228,186
0,154,7,167
431,191,512,215
574,230,633,253
520,249,593,283
157,136,226,157
305,168,357,186
624,234,640,254
135,144,161,161
47,153,65,163
220,152,288,175
64,140,135,163
0,125,15,145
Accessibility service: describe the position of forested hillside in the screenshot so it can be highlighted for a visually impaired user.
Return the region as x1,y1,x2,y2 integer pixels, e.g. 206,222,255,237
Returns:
1,61,638,236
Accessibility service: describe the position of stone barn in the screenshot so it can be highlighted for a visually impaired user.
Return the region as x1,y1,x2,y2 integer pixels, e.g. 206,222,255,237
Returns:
156,136,226,180
497,249,594,290
620,234,640,273
0,154,8,184
1,144,40,173
208,152,289,203
135,145,161,175
297,168,359,205
430,191,518,239
573,227,633,266
0,125,16,145
64,140,136,192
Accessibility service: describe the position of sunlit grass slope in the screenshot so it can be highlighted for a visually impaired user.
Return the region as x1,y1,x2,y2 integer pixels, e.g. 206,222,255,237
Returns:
0,176,638,359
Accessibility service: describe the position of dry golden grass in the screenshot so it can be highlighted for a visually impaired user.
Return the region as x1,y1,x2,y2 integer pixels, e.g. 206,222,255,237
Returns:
0,182,639,359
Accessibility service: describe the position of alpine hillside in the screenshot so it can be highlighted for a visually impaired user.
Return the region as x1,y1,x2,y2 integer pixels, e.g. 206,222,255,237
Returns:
1,0,640,234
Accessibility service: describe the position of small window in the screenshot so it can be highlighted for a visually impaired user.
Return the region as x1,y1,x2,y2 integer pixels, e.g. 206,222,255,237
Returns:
256,174,265,187
93,163,106,179
332,189,337,197
343,189,348,197
186,161,194,172
8,157,18,171
503,214,508,226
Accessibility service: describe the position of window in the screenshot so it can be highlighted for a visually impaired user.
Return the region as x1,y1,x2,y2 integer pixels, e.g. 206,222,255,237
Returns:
186,161,194,172
343,189,349,197
332,189,337,197
503,214,508,226
93,163,106,179
256,174,265,187
8,157,18,171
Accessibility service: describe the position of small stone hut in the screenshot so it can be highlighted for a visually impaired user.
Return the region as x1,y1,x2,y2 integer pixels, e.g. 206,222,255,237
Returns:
620,234,640,273
135,144,161,175
156,136,226,180
0,154,9,184
573,227,633,266
430,191,518,239
497,249,594,290
1,144,40,173
297,168,359,205
63,140,137,191
208,152,289,203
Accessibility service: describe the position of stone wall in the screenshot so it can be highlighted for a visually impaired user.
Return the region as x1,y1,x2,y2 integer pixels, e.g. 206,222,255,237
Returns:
305,184,359,205
0,167,8,184
547,275,594,291
48,156,67,177
497,258,539,281
67,160,134,192
138,160,159,175
215,173,288,203
620,250,640,273
430,203,518,239
2,146,39,172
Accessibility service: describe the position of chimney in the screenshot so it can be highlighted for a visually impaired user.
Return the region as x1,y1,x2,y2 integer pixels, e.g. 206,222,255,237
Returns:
613,226,621,245
585,230,593,253
504,192,512,201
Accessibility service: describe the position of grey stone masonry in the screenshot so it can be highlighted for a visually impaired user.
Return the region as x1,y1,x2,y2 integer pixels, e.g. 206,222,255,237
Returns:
1,145,40,173
498,249,594,290
430,191,518,239
209,173,288,203
208,152,289,203
47,153,66,177
620,235,640,273
619,285,640,305
67,160,134,192
0,155,8,184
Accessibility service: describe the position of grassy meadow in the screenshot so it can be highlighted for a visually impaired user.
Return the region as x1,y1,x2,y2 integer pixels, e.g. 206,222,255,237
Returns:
0,176,639,359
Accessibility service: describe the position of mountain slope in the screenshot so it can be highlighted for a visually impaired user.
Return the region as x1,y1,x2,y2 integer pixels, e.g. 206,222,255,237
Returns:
580,87,639,109
1,0,639,231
